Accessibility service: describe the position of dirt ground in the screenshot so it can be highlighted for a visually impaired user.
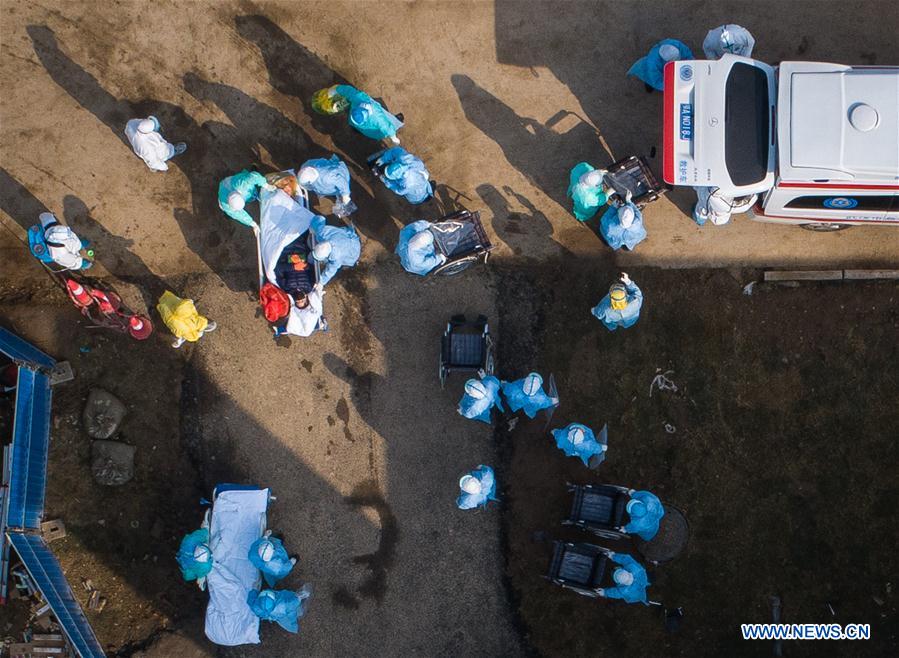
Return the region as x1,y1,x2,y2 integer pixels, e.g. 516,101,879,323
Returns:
497,266,899,657
1,1,899,657
0,277,207,655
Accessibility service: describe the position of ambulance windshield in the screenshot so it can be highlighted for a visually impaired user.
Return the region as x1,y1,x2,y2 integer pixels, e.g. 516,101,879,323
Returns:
725,63,770,186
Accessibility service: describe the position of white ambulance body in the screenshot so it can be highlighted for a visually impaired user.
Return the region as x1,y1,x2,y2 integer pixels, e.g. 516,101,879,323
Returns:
663,55,899,229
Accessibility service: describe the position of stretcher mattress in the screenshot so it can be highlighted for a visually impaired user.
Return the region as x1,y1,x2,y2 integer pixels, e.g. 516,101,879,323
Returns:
204,488,269,646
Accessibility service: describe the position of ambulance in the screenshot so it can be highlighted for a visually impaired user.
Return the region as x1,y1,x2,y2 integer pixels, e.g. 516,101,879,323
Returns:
663,54,899,230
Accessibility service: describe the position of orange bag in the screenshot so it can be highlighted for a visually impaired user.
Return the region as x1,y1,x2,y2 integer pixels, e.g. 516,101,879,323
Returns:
260,283,290,322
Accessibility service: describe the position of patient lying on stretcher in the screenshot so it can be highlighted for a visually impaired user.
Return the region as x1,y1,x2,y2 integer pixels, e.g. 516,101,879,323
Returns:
272,236,324,337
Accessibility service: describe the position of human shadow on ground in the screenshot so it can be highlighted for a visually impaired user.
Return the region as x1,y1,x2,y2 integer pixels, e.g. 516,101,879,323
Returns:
492,1,656,154
62,195,167,309
182,72,396,250
0,168,166,310
451,75,606,213
27,25,257,293
476,183,575,257
234,14,440,239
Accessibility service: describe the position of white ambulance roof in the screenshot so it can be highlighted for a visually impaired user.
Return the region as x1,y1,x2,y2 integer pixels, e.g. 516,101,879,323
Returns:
778,62,899,183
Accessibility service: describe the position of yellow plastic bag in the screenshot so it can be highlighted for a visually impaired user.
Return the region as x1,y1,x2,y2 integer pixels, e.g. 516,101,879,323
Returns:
311,86,349,115
156,291,208,342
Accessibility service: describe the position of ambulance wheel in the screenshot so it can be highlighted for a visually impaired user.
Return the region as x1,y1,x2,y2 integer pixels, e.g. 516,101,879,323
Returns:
800,222,850,232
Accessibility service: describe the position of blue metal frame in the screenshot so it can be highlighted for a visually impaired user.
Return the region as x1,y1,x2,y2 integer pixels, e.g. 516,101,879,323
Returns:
6,368,52,531
7,534,105,658
0,328,105,657
0,327,56,370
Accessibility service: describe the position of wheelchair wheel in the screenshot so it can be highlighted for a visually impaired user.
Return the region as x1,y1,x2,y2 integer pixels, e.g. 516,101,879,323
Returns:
433,255,478,277
484,350,495,376
483,336,495,376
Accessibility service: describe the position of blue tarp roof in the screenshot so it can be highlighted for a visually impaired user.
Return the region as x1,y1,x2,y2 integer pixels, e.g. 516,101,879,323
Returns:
0,327,55,370
6,368,52,531
0,329,103,658
7,533,105,658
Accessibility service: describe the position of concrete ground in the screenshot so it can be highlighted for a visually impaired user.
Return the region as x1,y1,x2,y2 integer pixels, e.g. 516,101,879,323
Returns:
1,1,898,657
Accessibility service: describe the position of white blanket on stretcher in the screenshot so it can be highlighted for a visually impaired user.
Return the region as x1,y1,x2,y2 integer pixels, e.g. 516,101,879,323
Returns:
204,488,269,646
260,186,315,287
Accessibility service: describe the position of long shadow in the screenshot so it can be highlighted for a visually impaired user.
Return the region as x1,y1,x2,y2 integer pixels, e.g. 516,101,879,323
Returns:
182,72,395,249
492,0,649,160
476,183,575,257
27,25,256,293
0,169,165,309
61,195,167,309
452,74,604,212
233,15,434,237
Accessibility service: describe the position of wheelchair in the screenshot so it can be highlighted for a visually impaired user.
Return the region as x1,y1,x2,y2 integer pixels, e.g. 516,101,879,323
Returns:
428,209,494,276
439,314,495,388
544,541,613,598
563,483,631,540
604,155,665,209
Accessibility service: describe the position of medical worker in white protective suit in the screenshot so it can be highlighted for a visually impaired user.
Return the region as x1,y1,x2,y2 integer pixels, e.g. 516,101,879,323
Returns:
592,273,643,331
37,212,92,270
124,116,186,172
396,221,446,275
457,376,504,424
703,24,756,59
599,195,647,251
248,531,297,587
628,40,693,91
692,188,758,226
456,465,499,510
247,584,312,634
502,372,559,419
298,155,356,217
310,215,361,286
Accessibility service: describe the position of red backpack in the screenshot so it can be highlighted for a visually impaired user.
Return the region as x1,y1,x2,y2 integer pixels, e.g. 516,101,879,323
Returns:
260,283,290,322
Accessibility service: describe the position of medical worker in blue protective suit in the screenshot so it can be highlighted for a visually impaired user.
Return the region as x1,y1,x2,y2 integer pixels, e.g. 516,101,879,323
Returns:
373,147,433,204
309,215,361,286
298,155,356,217
458,376,504,424
218,169,272,230
334,84,404,143
551,423,608,467
599,198,647,251
176,528,213,582
703,24,755,59
247,584,312,634
456,465,499,510
620,490,665,541
567,163,608,221
599,553,650,604
396,221,446,275
592,273,643,331
502,372,559,419
248,531,297,587
627,39,693,91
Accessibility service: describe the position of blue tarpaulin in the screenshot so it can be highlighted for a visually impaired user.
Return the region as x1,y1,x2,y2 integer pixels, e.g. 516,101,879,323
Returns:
1,329,104,658
7,534,105,657
0,327,55,370
6,368,52,530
